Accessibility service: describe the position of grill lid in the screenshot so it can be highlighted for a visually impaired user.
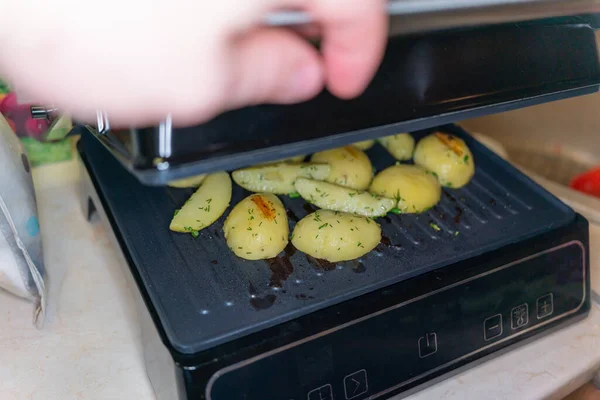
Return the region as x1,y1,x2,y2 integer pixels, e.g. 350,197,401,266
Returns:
90,18,600,185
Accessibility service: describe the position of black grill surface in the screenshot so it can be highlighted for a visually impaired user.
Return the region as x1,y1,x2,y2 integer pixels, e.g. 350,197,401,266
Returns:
80,125,574,354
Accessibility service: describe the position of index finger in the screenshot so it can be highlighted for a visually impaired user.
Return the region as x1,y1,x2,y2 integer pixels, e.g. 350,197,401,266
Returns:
311,0,388,99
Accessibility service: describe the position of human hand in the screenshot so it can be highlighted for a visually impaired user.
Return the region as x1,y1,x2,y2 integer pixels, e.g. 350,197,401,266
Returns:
0,0,387,127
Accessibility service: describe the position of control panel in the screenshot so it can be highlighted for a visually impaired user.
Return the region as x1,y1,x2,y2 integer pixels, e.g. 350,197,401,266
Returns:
207,241,586,400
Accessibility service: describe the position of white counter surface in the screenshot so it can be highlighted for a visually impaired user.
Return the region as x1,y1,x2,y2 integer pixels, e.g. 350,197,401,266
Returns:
1,159,599,400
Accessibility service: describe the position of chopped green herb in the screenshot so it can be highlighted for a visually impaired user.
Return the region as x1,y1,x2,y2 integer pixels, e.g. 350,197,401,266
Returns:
247,227,252,231
318,223,328,230
288,192,301,199
174,209,180,216
184,226,200,238
290,233,295,240
454,231,460,236
390,207,402,215
357,242,364,248
259,221,263,227
393,189,405,202
430,223,441,232
315,234,319,239
463,155,469,164
246,252,252,255
206,198,212,204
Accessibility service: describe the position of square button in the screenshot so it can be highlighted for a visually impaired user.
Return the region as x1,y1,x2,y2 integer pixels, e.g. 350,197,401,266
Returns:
344,370,368,399
308,384,333,400
484,314,503,341
418,333,437,358
511,304,529,330
537,293,554,319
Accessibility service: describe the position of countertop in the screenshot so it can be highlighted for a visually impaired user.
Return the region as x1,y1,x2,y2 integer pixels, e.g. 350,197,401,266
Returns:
1,158,600,400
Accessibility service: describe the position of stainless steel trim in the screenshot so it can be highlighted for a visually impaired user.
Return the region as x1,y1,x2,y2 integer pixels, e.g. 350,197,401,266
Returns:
158,115,172,158
205,240,586,400
96,111,110,135
265,0,600,35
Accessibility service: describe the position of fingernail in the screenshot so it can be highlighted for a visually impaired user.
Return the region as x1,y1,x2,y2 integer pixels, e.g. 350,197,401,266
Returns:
287,61,323,102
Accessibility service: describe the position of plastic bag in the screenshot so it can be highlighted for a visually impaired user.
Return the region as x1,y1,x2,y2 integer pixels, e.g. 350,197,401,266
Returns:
0,113,46,327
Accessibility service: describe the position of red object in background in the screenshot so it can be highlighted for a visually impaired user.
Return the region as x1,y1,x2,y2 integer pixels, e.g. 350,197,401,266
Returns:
569,168,600,198
0,92,18,114
24,117,48,139
0,91,50,139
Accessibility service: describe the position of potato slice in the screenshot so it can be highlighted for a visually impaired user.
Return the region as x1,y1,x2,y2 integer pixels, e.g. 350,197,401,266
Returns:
170,172,232,234
167,174,206,188
370,165,441,213
413,132,475,188
224,193,288,260
281,155,305,163
311,146,373,190
292,210,380,262
379,133,415,160
352,140,375,150
232,163,330,194
295,178,395,217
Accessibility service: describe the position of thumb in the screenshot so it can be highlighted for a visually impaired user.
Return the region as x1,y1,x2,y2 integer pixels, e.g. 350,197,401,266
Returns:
226,28,325,109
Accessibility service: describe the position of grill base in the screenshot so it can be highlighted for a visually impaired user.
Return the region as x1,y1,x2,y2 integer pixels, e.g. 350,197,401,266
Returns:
78,159,590,399
78,124,590,400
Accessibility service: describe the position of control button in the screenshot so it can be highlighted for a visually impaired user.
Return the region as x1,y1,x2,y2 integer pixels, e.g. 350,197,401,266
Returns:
308,384,333,400
511,304,529,330
344,370,368,399
537,293,554,319
418,333,437,358
484,314,503,341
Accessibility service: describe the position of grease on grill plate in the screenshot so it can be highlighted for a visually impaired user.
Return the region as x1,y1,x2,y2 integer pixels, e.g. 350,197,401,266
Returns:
249,282,277,310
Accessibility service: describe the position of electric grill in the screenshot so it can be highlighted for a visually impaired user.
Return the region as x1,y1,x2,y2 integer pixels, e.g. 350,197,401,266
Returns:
75,8,598,400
